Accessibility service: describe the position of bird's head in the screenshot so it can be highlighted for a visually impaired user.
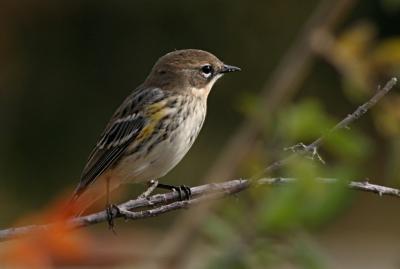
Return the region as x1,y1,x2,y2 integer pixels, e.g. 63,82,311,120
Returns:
145,49,240,96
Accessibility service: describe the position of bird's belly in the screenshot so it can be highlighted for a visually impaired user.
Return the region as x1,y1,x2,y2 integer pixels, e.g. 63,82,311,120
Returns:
115,103,206,183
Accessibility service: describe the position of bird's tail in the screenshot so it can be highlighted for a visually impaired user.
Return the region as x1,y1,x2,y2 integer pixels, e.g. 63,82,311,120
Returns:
68,177,122,216
66,188,87,217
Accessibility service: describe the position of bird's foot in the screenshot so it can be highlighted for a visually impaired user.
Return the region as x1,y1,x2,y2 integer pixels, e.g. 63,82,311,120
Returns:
138,180,159,199
157,183,192,200
106,204,120,233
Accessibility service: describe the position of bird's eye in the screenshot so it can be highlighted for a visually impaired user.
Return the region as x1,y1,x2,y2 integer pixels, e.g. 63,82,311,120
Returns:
201,65,213,78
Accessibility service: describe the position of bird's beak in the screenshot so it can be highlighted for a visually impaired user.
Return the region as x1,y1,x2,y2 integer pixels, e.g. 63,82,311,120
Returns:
220,64,241,73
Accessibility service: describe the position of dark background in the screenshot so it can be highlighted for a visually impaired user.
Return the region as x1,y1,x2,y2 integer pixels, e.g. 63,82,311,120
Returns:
1,1,400,268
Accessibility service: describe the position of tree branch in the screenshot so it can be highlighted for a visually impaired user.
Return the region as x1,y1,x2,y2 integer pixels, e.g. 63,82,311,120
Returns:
1,177,399,242
0,77,397,242
262,77,398,174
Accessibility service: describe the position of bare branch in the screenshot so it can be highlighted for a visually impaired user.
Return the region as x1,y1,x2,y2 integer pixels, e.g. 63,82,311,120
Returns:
1,177,399,242
263,77,398,174
0,77,397,243
258,177,400,197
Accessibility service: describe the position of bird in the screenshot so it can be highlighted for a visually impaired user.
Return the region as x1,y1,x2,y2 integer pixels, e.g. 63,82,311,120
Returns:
70,49,240,222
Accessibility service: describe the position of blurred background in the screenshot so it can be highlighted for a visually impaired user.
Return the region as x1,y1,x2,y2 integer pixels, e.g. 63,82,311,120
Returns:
1,0,400,268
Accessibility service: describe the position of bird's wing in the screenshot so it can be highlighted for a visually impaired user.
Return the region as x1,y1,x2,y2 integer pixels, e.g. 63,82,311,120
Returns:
73,86,165,198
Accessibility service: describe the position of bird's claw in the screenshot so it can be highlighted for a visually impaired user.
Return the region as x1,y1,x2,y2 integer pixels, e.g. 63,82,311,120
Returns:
106,204,120,233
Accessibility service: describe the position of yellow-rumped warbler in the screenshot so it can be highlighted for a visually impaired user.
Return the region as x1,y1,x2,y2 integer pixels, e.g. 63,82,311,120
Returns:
71,49,240,216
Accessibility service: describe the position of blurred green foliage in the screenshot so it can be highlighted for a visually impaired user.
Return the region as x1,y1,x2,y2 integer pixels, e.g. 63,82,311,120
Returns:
201,99,362,268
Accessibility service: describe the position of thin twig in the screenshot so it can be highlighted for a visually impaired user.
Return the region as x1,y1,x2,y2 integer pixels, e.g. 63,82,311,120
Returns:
262,77,398,175
258,177,400,197
1,177,399,242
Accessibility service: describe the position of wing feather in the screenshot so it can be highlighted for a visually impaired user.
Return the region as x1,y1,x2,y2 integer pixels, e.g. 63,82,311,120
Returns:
73,87,165,198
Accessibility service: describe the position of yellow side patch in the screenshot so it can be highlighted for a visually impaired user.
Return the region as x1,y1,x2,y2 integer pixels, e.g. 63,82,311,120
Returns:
136,100,167,141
